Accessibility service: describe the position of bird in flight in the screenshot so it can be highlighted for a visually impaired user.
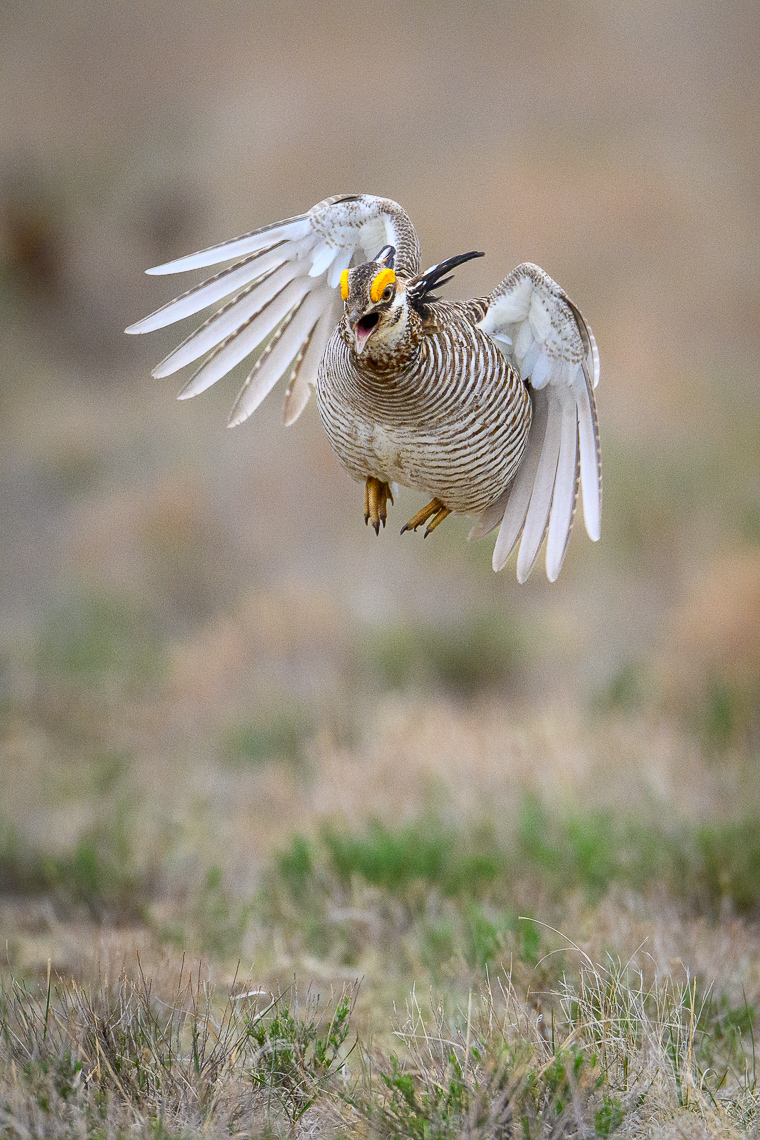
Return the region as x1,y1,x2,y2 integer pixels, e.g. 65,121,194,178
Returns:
127,194,600,581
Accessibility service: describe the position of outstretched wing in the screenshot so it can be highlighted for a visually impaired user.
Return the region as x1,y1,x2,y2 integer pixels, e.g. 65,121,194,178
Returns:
126,194,421,426
475,262,601,583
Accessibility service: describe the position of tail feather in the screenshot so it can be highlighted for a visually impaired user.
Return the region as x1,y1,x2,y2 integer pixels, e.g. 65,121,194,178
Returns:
409,251,485,307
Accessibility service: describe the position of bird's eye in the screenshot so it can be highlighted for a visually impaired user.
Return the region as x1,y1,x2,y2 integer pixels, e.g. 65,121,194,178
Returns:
382,284,394,301
370,267,395,303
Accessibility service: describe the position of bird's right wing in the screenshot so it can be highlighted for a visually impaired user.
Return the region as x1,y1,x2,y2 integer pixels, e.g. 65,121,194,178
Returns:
125,194,421,426
476,262,601,582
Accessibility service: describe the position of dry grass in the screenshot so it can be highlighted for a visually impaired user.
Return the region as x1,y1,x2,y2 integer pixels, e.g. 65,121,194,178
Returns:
3,702,760,1134
1,951,757,1138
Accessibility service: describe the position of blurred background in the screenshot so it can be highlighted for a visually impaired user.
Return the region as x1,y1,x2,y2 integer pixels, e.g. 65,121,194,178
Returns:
1,0,759,1001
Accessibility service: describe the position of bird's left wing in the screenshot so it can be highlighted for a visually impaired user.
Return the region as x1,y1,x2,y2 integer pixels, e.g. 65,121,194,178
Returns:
475,262,601,582
126,194,421,426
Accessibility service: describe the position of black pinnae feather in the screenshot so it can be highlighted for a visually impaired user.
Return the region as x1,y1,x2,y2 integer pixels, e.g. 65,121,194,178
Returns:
408,250,485,308
373,244,396,267
425,273,454,290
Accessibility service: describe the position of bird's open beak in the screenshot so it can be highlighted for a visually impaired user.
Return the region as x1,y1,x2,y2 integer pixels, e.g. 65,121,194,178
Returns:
349,310,380,355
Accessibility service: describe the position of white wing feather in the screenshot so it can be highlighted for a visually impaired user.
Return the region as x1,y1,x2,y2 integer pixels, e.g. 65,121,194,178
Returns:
126,194,421,425
283,303,340,426
176,275,310,399
159,261,303,380
490,390,548,570
516,393,563,583
477,262,601,581
228,288,331,426
545,385,580,581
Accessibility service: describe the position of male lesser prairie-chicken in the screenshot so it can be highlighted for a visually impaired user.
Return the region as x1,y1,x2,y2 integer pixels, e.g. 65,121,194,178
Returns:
127,194,600,581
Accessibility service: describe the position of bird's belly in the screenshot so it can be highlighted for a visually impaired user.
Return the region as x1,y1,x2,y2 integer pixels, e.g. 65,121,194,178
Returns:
339,418,429,487
318,403,526,516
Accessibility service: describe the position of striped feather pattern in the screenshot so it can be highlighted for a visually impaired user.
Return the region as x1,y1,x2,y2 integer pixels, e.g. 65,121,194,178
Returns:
317,301,531,517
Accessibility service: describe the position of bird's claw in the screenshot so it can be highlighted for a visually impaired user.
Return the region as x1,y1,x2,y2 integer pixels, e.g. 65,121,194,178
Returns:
364,477,393,534
400,498,452,537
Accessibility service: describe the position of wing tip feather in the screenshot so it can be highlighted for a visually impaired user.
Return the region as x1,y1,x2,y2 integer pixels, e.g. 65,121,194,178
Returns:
515,557,533,585
146,257,203,275
492,547,509,573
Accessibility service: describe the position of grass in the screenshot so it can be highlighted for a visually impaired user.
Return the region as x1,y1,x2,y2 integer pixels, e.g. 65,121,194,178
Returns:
0,956,756,1138
358,609,523,698
3,431,759,1133
7,792,760,972
0,965,360,1138
267,800,760,962
160,865,249,961
238,800,760,1007
0,807,148,923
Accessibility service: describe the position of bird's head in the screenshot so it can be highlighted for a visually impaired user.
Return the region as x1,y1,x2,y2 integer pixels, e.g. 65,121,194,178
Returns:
338,245,414,364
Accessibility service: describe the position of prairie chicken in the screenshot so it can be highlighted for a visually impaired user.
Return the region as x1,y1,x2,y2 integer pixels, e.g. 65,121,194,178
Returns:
127,194,600,581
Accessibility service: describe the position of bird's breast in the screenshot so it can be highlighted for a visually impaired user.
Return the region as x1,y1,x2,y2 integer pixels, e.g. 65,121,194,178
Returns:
316,316,531,515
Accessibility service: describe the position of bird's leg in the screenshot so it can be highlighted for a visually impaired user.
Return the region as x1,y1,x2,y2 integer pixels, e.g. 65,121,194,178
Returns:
364,476,393,535
400,498,452,538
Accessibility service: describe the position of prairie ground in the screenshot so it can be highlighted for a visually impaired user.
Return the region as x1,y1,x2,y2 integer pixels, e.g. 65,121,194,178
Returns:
1,3,759,1135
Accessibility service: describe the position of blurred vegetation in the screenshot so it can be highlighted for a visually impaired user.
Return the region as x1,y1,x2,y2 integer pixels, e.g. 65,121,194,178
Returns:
358,610,523,698
222,707,313,769
160,865,248,961
5,789,760,967
36,591,164,694
261,801,760,983
0,804,147,922
591,660,651,714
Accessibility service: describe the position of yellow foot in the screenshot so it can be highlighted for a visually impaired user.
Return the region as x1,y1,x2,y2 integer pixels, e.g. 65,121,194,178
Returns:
364,477,394,535
400,498,452,538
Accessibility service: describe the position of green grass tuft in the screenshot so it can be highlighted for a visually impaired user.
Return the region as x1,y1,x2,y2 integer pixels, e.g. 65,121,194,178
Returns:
0,806,148,921
322,817,503,897
264,801,760,976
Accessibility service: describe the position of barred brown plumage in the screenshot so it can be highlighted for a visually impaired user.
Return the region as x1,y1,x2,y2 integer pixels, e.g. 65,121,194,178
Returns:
126,194,601,581
317,299,531,517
